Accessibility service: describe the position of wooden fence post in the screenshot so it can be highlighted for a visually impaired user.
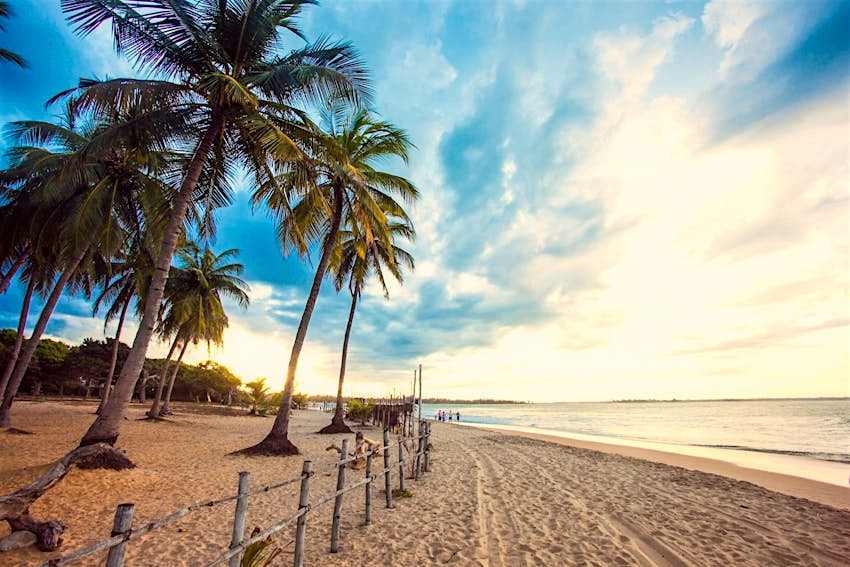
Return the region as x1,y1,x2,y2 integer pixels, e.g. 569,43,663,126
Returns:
105,503,134,567
415,422,423,481
383,429,393,509
227,472,250,567
330,439,349,553
397,435,406,491
424,422,431,472
293,460,312,567
365,451,373,526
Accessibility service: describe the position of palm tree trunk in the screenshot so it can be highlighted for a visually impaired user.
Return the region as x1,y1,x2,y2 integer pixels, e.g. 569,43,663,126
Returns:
0,244,89,428
148,336,179,418
0,249,28,294
80,114,225,448
237,184,344,455
319,289,357,434
136,369,149,403
96,293,131,414
0,277,36,403
159,340,188,415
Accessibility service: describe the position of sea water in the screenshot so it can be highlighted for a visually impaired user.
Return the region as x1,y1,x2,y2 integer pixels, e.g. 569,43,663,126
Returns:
422,398,850,486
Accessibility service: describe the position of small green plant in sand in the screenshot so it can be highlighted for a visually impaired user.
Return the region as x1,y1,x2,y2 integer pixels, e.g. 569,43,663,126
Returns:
392,488,413,498
240,527,282,567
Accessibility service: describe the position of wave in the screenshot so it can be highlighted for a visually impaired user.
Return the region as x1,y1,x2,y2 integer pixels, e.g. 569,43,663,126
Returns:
692,444,850,464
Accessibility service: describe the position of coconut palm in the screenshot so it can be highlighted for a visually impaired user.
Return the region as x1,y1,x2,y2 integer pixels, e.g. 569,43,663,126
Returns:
244,378,271,416
0,1,26,67
319,220,415,434
148,244,249,417
239,109,417,455
91,231,159,414
0,108,167,428
61,0,371,449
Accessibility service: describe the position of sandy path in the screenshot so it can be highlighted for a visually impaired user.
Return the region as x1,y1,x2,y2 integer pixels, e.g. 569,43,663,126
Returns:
1,401,849,566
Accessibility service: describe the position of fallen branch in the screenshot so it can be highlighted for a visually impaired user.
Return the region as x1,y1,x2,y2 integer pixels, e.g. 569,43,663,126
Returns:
0,443,133,551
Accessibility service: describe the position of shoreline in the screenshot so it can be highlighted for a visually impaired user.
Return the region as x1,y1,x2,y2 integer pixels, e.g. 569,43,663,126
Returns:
458,420,850,511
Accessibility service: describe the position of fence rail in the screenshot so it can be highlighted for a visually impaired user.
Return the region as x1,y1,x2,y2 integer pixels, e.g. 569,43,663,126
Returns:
36,421,432,567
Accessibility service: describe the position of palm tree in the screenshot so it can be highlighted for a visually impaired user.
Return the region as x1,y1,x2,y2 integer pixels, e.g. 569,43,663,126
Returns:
239,109,417,455
61,0,371,449
245,378,271,416
0,1,26,67
157,245,249,415
0,108,166,428
91,234,154,414
319,220,415,434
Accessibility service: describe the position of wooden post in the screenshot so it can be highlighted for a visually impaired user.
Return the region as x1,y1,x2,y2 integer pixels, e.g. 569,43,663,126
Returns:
105,503,134,567
397,435,406,491
415,422,423,481
293,461,312,567
382,429,393,509
418,364,423,424
424,422,431,472
227,472,250,567
365,451,373,526
330,439,349,553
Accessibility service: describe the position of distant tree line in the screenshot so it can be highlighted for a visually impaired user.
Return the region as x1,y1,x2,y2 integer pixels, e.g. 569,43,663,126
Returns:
0,330,242,404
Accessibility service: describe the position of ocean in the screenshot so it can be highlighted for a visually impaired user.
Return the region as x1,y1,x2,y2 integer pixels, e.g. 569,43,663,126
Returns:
421,398,850,486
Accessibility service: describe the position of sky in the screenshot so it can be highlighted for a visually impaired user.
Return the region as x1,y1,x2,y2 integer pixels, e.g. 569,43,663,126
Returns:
0,0,848,402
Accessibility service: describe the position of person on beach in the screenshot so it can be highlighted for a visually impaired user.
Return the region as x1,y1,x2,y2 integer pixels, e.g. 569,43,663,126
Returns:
456,411,460,422
448,411,453,422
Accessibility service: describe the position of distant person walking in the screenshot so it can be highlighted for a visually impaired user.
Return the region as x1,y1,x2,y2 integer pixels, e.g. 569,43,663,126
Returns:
456,411,460,422
448,411,453,422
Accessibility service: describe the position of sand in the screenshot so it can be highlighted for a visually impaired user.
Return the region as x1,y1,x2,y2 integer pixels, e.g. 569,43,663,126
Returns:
1,400,849,566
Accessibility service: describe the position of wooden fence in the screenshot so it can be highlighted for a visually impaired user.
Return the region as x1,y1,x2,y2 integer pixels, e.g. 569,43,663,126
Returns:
35,422,433,567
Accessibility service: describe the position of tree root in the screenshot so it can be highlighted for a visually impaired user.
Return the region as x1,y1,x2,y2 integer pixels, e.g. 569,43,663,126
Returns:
317,419,353,435
230,435,300,456
0,443,133,551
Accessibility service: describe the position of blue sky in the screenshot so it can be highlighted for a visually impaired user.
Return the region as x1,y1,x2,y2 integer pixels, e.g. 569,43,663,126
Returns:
1,0,848,401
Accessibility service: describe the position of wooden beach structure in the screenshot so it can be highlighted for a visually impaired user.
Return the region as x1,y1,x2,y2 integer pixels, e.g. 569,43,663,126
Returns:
20,422,433,567
369,397,415,432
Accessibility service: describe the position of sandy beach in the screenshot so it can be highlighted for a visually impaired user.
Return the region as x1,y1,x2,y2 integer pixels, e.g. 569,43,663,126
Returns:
1,401,849,566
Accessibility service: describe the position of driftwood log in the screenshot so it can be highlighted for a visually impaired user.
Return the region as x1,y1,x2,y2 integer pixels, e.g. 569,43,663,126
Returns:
0,443,131,551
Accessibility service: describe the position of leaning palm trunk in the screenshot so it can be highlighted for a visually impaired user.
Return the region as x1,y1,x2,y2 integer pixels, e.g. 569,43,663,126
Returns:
0,277,36,403
319,289,358,434
80,115,225,448
0,245,89,428
159,340,188,415
237,185,344,455
0,249,28,295
148,336,179,418
96,295,130,414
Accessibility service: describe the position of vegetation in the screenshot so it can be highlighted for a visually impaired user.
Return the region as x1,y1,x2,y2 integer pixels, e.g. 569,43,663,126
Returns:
0,330,243,405
0,0,416,466
244,379,270,416
320,209,414,434
0,0,419,553
240,528,282,567
0,1,26,67
240,108,417,456
345,400,373,425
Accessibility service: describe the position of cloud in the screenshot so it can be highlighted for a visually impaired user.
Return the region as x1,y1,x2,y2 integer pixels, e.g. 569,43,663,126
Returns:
1,0,847,401
594,13,694,99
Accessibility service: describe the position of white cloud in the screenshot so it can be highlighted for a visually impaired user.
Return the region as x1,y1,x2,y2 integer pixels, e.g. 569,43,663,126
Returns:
594,14,694,99
702,0,765,49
